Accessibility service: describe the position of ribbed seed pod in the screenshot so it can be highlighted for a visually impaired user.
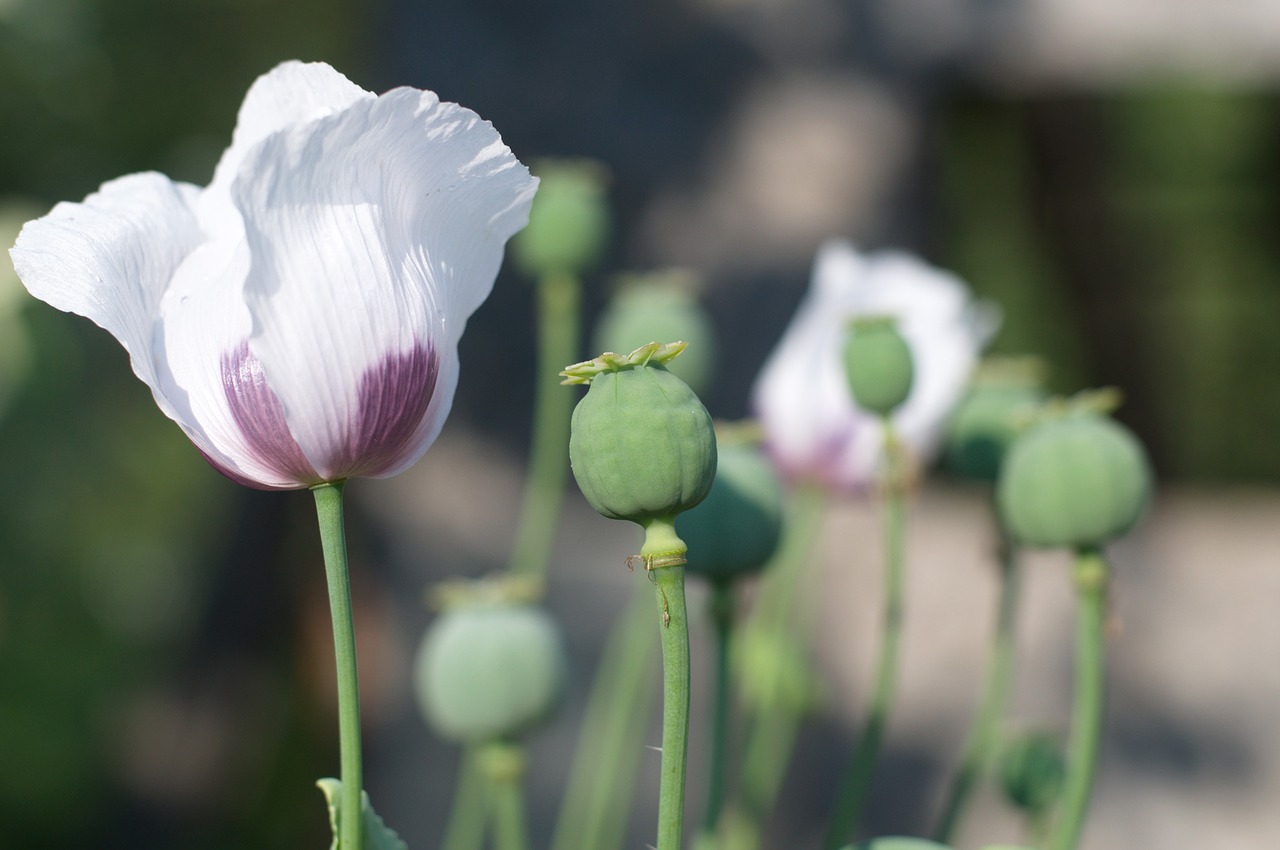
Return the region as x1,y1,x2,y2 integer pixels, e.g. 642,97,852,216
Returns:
944,374,1047,482
565,343,717,527
413,601,569,743
997,409,1151,549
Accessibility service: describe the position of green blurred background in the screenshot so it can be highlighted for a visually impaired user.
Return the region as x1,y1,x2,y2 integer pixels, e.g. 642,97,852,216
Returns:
0,0,1277,848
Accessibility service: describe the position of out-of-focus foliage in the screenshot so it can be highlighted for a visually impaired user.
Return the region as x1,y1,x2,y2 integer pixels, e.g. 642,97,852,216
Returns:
0,1,370,848
942,86,1280,481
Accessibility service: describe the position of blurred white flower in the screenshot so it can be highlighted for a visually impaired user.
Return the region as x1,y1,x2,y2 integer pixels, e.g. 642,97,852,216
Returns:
11,61,537,489
752,239,998,490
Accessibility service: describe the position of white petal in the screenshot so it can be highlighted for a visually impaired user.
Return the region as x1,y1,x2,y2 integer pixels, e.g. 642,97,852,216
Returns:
232,86,536,480
199,61,374,239
9,172,202,421
154,236,322,489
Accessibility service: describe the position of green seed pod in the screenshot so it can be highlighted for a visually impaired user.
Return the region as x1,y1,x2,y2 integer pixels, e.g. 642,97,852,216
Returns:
676,437,783,583
842,316,914,417
413,601,569,743
944,358,1048,482
999,732,1065,819
997,396,1151,549
510,159,610,279
593,270,717,396
564,342,717,530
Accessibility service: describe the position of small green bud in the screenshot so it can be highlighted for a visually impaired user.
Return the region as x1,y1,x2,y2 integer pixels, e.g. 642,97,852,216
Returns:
842,316,914,417
413,598,569,743
593,270,717,396
997,393,1151,549
564,342,717,533
676,435,783,583
944,357,1048,482
999,732,1065,818
510,159,610,278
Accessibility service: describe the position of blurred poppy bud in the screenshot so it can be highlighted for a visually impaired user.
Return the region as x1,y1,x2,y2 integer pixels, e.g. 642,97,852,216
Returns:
997,391,1151,549
999,732,1065,819
413,584,569,743
563,342,717,538
943,357,1048,482
510,158,610,279
842,316,914,417
593,269,717,396
677,433,783,584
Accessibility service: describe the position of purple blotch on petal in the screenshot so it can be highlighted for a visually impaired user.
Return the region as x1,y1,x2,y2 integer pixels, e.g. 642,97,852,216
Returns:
221,342,321,488
330,341,439,479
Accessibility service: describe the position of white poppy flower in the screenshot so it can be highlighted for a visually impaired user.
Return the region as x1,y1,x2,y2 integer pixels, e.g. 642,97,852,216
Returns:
11,61,537,490
752,239,998,490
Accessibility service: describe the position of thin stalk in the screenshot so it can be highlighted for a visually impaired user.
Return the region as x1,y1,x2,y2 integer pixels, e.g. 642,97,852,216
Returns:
643,515,692,850
442,747,488,850
509,271,581,579
480,743,530,850
731,484,827,850
699,583,735,845
823,425,907,850
932,529,1022,843
312,482,363,850
652,563,691,850
551,588,659,850
1046,549,1109,850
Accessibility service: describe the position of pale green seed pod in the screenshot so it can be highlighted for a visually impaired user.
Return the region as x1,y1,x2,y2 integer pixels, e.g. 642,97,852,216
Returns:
510,159,610,279
842,316,914,417
413,601,569,743
564,342,717,527
997,405,1151,549
677,439,783,584
593,270,717,396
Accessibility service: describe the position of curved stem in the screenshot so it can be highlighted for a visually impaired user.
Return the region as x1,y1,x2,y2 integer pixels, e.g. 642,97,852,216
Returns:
823,426,907,850
442,746,488,850
1047,549,1109,850
312,482,363,850
480,743,530,850
509,271,581,580
699,583,735,844
933,529,1022,843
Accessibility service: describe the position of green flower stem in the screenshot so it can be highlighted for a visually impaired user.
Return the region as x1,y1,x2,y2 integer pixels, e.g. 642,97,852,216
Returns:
442,747,488,850
509,270,581,579
644,517,692,850
823,425,907,850
699,583,735,844
312,482,363,850
732,484,827,850
551,588,659,850
479,742,530,850
1047,549,1109,850
933,528,1022,843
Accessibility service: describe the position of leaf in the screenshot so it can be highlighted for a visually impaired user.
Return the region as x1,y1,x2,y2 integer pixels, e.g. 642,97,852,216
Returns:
317,777,409,850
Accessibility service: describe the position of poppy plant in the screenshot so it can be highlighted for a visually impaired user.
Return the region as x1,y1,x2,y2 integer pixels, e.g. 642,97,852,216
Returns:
10,60,537,489
753,239,997,491
10,60,536,850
